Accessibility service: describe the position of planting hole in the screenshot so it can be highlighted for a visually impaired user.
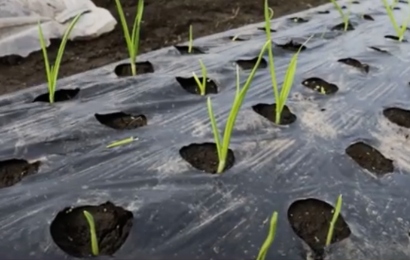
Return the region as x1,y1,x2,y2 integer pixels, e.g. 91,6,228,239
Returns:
331,22,355,31
179,143,235,174
383,107,410,128
236,57,267,70
317,10,330,14
0,159,40,189
345,142,394,176
384,35,407,42
0,54,23,66
95,112,147,130
33,89,80,103
352,0,360,3
252,103,297,125
114,61,154,77
337,58,369,73
289,17,309,23
228,36,250,41
50,201,133,258
174,45,205,55
176,77,218,95
288,198,351,254
369,46,389,53
276,40,307,52
399,0,409,3
302,77,338,94
363,14,374,21
257,27,276,32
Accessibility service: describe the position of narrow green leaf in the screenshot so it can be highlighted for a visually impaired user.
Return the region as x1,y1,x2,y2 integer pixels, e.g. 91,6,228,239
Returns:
217,40,270,173
192,72,205,95
256,212,278,260
52,13,82,96
131,0,144,68
382,0,401,37
326,194,343,246
83,210,99,256
207,97,222,159
329,0,348,30
188,25,193,53
199,59,207,94
38,21,54,103
106,136,135,148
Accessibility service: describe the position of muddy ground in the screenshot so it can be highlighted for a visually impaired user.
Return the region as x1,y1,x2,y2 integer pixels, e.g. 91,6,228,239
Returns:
0,0,329,95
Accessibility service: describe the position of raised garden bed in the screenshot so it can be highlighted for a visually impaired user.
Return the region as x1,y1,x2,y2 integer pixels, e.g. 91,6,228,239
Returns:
1,0,410,259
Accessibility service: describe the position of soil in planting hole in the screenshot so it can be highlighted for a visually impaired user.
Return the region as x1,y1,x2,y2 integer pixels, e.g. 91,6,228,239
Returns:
369,46,389,53
331,21,355,31
0,0,331,95
228,36,250,42
383,107,410,128
288,198,351,256
95,112,147,130
257,27,277,32
174,45,205,55
337,58,369,73
345,142,394,176
252,103,297,125
276,40,307,52
0,159,40,188
50,201,133,258
385,35,407,42
289,17,309,23
179,143,235,174
114,61,154,77
302,77,338,94
176,77,218,95
236,57,268,70
363,14,374,21
33,89,80,103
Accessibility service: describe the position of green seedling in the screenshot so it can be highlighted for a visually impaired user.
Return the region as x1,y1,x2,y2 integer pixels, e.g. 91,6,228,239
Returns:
38,14,81,104
382,0,410,41
192,59,208,95
188,24,193,53
207,40,270,174
83,210,99,256
256,212,278,260
106,136,135,148
263,0,312,125
115,0,144,76
329,0,352,31
326,194,343,246
319,86,326,94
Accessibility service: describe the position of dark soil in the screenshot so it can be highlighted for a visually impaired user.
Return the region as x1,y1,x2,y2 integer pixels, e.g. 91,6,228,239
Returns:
337,58,370,73
0,159,41,188
33,89,80,103
252,103,297,125
115,61,155,77
302,77,338,94
179,143,235,174
236,57,268,70
331,21,355,31
276,40,307,52
95,112,147,130
0,0,330,96
288,198,351,257
345,142,394,176
176,77,218,95
383,107,410,128
50,201,133,258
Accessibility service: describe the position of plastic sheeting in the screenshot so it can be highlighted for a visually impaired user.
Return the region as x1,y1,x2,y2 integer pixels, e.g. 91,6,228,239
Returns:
0,0,116,57
1,0,410,259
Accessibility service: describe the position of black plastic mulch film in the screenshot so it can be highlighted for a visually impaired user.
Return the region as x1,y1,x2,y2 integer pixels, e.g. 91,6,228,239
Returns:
1,0,410,259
